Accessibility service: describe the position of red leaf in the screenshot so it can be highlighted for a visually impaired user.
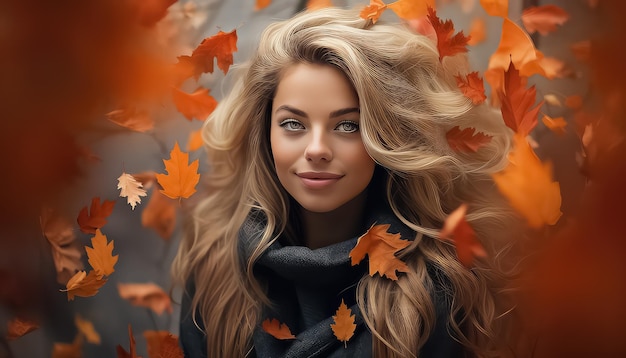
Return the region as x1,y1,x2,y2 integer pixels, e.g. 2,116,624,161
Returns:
439,204,486,268
116,324,142,358
77,197,116,234
427,6,470,61
446,126,492,152
455,71,487,104
186,29,238,78
498,60,543,136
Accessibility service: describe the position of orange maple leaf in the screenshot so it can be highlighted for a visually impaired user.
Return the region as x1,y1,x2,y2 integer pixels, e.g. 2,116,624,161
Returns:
62,270,107,301
467,17,486,46
521,5,569,36
330,299,356,347
85,229,118,278
439,204,486,268
117,282,173,315
446,126,492,153
144,331,184,358
542,114,567,136
455,71,487,104
6,317,39,340
426,6,471,61
184,29,238,78
479,0,508,17
77,197,116,234
349,224,411,281
306,0,333,10
262,318,296,340
387,0,434,20
498,60,544,136
171,87,218,121
41,207,83,284
492,134,562,229
117,324,142,358
75,314,101,344
156,142,200,199
360,0,387,24
106,107,154,132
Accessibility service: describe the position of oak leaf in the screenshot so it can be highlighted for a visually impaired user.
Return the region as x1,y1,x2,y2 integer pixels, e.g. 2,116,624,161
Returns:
142,188,177,240
467,17,486,46
75,314,101,344
542,114,567,136
498,60,543,136
144,331,184,358
455,72,487,104
106,107,154,132
117,172,148,210
387,0,435,20
6,317,39,340
492,134,562,228
360,0,387,24
52,334,83,358
41,207,83,284
77,197,116,234
521,5,569,36
262,318,296,340
117,324,142,358
85,229,118,278
439,204,486,268
117,282,173,315
306,0,333,10
255,0,271,10
171,87,217,121
156,142,200,199
62,270,107,301
330,299,356,346
349,224,410,280
427,6,471,61
446,126,492,153
479,0,508,17
185,29,238,78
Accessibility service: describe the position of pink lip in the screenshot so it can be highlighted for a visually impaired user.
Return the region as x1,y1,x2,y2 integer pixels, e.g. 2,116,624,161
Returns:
296,172,343,189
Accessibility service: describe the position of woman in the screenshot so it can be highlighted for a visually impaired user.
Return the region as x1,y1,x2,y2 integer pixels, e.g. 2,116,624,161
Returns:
173,7,521,357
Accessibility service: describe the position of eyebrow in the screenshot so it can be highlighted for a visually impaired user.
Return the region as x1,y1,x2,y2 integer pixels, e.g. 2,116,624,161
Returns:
274,105,360,118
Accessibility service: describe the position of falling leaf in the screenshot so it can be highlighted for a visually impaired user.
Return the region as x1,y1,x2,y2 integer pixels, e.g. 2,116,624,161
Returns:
117,282,173,315
171,87,217,121
77,197,116,234
387,0,435,20
521,5,569,36
498,61,543,136
570,40,591,63
41,207,83,284
262,318,296,340
349,224,411,280
117,172,148,210
492,134,562,229
542,114,567,135
439,204,486,268
565,94,583,110
106,107,154,132
144,331,184,358
427,6,471,61
156,142,200,199
187,128,203,151
185,29,238,78
142,188,177,240
446,126,492,152
255,0,271,10
480,0,508,17
455,71,487,104
306,0,333,10
52,334,83,358
330,299,356,346
360,0,387,24
75,314,101,344
6,317,39,340
116,324,142,358
467,17,486,46
61,270,107,301
85,229,118,278
543,94,562,107
538,56,574,80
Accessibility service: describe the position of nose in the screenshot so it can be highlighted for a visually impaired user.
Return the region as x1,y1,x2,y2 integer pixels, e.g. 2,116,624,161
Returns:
304,128,333,162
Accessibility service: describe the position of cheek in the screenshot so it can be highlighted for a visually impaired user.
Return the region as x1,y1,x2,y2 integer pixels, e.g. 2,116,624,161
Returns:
270,130,293,175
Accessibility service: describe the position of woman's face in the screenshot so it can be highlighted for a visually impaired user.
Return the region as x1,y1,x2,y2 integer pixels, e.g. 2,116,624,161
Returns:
270,63,376,213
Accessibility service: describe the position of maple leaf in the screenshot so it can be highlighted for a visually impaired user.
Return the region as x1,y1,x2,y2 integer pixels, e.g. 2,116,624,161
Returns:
446,126,492,153
187,128,203,151
542,114,567,136
455,72,487,104
360,0,387,24
142,188,177,240
85,229,118,278
439,204,486,268
52,334,83,358
75,314,101,344
349,224,411,281
467,17,486,46
479,0,508,17
306,0,333,10
498,60,544,136
426,6,471,61
40,207,83,284
171,87,218,121
117,172,148,210
156,142,200,199
255,0,271,10
492,134,562,229
186,29,238,78
62,270,107,301
144,331,184,358
330,299,356,347
77,197,116,234
106,107,154,132
521,5,569,36
487,18,545,80
117,282,173,315
387,0,435,20
261,318,296,340
117,324,142,358
6,317,39,340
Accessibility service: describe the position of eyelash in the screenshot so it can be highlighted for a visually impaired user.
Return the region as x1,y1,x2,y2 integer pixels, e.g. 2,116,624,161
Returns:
278,119,360,133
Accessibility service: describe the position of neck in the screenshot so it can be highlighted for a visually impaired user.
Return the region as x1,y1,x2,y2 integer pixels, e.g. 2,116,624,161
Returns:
299,190,369,249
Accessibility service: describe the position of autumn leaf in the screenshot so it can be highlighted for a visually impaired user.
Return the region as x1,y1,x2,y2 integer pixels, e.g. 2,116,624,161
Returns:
521,5,569,36
330,299,356,346
184,29,238,78
492,134,562,229
467,17,486,46
171,87,217,121
75,314,101,344
62,270,107,301
6,317,39,340
349,224,411,281
480,0,508,17
262,318,296,340
360,0,387,24
85,229,118,278
142,188,177,240
117,324,142,358
446,126,492,153
538,56,574,80
106,107,154,132
498,60,543,136
187,128,203,152
387,0,435,20
439,204,486,268
455,72,487,104
144,331,184,358
306,0,333,11
156,142,200,199
565,94,584,110
426,6,471,61
487,18,545,80
77,197,116,234
52,334,83,358
542,114,567,136
117,172,148,210
41,207,83,284
117,282,173,315
255,0,271,10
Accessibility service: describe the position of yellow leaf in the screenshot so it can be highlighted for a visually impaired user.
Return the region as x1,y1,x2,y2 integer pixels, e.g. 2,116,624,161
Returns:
156,142,200,199
330,299,356,346
85,229,118,278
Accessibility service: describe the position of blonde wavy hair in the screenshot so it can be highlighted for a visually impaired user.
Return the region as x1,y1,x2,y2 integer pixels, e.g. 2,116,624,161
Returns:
172,7,523,358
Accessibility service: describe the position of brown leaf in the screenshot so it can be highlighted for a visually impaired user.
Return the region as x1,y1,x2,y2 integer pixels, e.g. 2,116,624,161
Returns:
77,197,116,234
521,5,569,36
85,229,118,278
75,314,101,344
117,282,173,315
261,318,296,340
156,142,200,199
116,324,142,358
455,71,487,104
171,87,217,121
349,224,411,280
330,299,356,346
6,317,39,340
62,270,108,301
106,107,154,132
41,207,83,284
144,331,183,358
446,126,492,153
427,6,471,61
142,188,177,240
439,204,486,268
